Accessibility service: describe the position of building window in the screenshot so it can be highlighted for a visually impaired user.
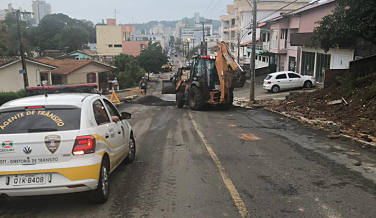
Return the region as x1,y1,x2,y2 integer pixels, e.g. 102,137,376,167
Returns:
262,57,266,62
87,73,97,83
108,44,113,48
301,51,315,76
114,44,122,48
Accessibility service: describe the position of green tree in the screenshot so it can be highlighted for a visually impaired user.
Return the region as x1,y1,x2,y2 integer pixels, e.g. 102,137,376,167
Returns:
26,13,96,52
137,42,168,80
313,0,376,52
61,26,89,51
112,54,146,88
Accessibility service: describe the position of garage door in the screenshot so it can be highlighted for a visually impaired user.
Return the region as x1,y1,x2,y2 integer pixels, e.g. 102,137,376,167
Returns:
332,54,352,69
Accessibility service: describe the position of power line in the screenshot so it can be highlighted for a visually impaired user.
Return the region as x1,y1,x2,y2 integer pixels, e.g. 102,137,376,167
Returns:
257,0,299,22
202,0,215,15
245,0,253,10
282,0,321,17
206,0,224,17
239,0,307,39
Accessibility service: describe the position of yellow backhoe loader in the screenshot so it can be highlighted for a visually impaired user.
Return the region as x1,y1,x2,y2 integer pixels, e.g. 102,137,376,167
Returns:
162,41,246,110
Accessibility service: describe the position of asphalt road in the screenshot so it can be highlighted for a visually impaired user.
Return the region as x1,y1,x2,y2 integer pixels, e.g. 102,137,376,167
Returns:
2,66,376,218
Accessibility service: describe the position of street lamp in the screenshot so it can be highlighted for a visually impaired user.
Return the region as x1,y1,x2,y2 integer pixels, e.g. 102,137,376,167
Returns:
187,38,191,66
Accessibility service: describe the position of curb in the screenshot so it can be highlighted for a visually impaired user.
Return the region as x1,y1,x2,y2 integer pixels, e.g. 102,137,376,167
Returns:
263,107,376,148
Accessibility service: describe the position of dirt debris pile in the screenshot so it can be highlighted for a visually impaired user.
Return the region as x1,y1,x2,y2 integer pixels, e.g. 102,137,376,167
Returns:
269,80,376,143
135,96,175,106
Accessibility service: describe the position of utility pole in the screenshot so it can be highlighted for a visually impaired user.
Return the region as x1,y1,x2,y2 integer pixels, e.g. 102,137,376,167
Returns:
197,20,211,55
237,30,241,63
15,10,30,89
250,0,257,102
202,22,206,55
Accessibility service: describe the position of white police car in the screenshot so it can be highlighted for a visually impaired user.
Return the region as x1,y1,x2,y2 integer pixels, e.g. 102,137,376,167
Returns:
0,93,135,203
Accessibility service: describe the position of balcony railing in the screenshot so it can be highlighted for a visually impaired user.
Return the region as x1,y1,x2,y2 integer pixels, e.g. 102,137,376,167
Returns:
262,42,270,50
280,39,287,50
270,40,278,49
287,40,298,50
240,57,250,65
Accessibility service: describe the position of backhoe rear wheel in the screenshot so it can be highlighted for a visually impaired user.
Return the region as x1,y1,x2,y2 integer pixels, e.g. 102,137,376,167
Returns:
189,86,205,110
218,89,234,110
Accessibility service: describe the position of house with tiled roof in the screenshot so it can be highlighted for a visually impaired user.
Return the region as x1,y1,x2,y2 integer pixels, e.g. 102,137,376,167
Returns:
0,58,57,92
36,59,116,91
56,50,99,61
0,58,116,92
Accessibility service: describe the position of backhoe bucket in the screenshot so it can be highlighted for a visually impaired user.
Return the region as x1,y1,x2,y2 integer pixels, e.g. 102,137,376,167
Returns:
224,71,247,88
162,80,176,94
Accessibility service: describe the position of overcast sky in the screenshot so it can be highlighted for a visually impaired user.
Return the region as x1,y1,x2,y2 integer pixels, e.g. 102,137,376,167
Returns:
1,0,233,23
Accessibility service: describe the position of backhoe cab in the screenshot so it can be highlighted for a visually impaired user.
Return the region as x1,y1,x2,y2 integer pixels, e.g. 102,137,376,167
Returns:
163,41,246,110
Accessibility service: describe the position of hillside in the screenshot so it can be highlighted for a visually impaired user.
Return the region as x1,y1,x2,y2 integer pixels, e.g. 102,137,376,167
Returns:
125,17,221,33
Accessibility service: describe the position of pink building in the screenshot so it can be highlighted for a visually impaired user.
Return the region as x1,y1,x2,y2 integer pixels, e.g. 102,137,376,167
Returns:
267,0,354,83
122,41,148,56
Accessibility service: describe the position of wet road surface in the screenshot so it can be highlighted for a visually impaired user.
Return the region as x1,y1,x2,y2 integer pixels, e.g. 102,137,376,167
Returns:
1,76,376,218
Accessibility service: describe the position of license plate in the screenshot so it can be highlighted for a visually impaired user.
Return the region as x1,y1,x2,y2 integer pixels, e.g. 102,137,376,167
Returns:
13,174,46,186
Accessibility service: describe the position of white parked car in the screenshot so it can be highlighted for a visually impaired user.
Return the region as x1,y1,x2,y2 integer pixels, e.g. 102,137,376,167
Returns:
263,71,316,93
0,93,135,203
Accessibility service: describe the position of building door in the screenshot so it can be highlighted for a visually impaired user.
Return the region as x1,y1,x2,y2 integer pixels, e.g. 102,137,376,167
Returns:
316,53,331,83
288,56,296,72
301,51,315,76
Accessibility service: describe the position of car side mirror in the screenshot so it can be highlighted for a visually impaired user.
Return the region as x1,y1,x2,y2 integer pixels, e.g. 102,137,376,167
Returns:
121,112,132,119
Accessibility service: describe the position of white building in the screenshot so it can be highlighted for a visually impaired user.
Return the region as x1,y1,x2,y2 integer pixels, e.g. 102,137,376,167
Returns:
0,3,14,20
32,0,51,25
220,0,311,63
131,33,168,50
150,23,164,35
174,20,186,39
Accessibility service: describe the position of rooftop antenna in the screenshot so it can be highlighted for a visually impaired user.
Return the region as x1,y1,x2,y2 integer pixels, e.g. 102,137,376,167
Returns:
114,9,117,19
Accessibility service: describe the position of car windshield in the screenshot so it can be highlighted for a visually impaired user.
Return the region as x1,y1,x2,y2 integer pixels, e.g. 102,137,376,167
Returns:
0,108,81,134
265,75,272,80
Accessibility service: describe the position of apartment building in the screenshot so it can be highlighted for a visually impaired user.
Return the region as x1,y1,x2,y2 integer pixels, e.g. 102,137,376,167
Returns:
32,0,51,25
96,19,148,61
220,0,310,65
267,0,354,83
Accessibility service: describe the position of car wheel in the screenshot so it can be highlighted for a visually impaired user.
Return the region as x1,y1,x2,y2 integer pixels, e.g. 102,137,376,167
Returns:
125,135,136,164
304,81,313,88
91,159,110,204
272,85,280,93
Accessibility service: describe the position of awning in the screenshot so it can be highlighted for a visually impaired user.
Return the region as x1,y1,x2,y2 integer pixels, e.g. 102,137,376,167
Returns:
240,38,260,47
246,49,267,54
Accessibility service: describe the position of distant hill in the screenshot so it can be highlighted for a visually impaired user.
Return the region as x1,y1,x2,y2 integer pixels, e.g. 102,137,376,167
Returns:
125,17,221,33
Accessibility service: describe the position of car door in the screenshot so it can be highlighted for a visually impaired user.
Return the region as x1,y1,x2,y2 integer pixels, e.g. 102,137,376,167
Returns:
92,99,122,168
275,73,289,90
102,99,129,166
288,73,302,88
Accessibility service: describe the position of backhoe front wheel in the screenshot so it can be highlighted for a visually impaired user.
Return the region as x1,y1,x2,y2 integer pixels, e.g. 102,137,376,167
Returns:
176,93,184,108
189,86,205,110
